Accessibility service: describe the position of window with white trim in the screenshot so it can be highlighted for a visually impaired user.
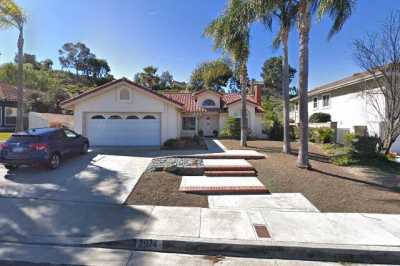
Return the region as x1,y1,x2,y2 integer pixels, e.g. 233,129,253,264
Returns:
322,95,330,107
202,99,216,107
5,107,17,125
313,97,318,109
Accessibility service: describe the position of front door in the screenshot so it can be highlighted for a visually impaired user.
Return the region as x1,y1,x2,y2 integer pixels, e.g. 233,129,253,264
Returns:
201,115,218,137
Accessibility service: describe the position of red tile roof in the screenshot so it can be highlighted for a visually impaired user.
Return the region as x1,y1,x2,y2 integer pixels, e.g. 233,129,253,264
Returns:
163,92,263,113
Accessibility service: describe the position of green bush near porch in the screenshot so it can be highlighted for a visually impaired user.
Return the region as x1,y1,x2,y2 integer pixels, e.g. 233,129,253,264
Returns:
219,117,241,139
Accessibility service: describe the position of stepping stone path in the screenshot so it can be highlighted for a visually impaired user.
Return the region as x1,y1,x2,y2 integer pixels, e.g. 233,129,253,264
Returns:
179,176,269,193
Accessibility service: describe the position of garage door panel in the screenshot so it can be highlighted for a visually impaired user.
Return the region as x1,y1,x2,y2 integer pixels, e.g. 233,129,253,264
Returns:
86,113,160,146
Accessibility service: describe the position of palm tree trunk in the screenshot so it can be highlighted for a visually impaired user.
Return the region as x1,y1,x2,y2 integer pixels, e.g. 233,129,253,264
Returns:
281,30,291,154
240,63,248,147
297,2,310,168
16,26,24,132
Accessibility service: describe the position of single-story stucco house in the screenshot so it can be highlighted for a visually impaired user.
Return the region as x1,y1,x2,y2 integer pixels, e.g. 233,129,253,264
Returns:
289,71,400,153
61,78,264,146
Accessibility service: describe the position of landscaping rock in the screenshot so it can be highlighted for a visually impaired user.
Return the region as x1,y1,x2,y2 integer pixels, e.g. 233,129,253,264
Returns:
146,158,204,176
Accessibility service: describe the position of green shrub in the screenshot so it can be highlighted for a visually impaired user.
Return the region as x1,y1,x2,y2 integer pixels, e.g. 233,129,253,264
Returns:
344,132,355,146
332,154,353,166
309,127,334,143
352,136,379,158
220,117,241,139
266,121,283,140
163,139,178,147
322,143,337,155
309,112,331,123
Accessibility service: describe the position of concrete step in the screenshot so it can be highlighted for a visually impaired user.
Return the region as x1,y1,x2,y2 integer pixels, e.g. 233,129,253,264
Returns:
204,170,257,177
184,150,266,160
203,159,254,171
179,176,269,194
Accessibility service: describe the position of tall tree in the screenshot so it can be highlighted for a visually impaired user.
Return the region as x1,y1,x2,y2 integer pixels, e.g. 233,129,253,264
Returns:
134,65,160,90
269,2,295,155
250,0,298,154
205,0,252,147
189,60,233,91
261,56,296,97
296,0,355,168
159,71,173,90
40,58,53,70
0,0,26,131
58,42,94,78
353,11,400,155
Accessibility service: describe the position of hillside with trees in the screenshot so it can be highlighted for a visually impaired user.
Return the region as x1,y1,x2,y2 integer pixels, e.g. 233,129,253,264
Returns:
0,42,113,113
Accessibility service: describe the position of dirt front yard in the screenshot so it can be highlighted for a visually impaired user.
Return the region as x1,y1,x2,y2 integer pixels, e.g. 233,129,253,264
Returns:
125,171,208,208
221,139,400,213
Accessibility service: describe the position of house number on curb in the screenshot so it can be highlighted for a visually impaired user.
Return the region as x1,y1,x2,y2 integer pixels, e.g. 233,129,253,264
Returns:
134,239,162,250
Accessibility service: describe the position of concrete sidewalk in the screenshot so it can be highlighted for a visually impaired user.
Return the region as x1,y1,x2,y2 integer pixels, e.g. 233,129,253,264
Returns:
0,242,387,266
1,197,400,263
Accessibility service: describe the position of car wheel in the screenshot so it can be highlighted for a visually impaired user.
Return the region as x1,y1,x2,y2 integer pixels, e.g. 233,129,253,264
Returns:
4,164,16,170
48,153,61,170
80,143,89,154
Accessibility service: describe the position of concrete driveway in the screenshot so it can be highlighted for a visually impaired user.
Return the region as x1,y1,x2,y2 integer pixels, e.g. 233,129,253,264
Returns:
0,148,155,204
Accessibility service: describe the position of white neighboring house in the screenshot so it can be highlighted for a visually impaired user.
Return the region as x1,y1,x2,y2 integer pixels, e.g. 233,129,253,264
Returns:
61,78,264,146
289,71,400,153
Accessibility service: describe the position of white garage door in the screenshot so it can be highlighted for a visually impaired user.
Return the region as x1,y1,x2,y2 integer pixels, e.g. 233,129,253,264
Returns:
86,113,161,146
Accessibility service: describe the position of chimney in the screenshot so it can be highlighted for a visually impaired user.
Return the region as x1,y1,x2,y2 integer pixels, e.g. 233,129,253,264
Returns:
254,84,262,105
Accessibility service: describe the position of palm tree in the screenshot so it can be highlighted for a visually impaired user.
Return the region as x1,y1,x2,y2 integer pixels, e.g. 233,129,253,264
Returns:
296,0,355,168
204,0,253,147
0,0,26,131
250,0,298,154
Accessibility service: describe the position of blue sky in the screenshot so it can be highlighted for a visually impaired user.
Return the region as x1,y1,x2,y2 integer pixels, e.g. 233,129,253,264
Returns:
0,0,399,89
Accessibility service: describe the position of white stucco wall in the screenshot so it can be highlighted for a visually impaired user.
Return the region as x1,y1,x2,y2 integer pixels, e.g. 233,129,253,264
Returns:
71,82,180,144
29,112,49,128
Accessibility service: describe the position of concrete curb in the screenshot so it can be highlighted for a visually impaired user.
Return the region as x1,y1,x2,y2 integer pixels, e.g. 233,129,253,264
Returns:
87,235,400,265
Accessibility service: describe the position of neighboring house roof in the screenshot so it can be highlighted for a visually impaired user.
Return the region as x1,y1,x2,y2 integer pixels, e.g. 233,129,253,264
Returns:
291,71,379,101
0,83,42,101
60,78,184,108
192,88,222,97
163,92,263,113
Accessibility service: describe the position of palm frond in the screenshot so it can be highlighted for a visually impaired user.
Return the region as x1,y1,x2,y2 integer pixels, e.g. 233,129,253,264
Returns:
318,0,355,39
0,0,26,29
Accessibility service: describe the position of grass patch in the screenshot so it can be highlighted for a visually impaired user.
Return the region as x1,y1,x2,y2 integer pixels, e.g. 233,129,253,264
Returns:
321,143,400,171
353,155,400,175
0,132,12,142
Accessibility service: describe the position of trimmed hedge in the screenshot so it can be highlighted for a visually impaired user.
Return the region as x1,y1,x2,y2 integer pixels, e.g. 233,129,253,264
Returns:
309,112,331,123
